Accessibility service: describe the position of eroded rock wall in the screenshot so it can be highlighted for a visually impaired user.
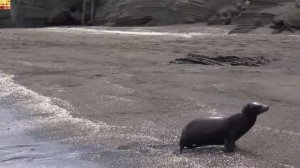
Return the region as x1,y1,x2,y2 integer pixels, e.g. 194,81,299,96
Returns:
286,2,300,28
0,10,13,27
9,0,298,30
10,0,83,26
10,0,241,26
92,0,239,26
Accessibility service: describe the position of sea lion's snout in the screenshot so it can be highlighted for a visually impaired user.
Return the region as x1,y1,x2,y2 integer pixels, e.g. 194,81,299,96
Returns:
259,104,269,113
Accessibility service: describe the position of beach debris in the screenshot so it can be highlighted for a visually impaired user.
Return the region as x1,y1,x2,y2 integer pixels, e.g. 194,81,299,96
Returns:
171,53,271,67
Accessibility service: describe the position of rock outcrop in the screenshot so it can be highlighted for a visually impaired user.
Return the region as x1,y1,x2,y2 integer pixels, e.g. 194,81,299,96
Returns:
92,0,239,26
10,0,84,26
271,1,300,33
229,0,294,33
8,0,299,33
9,0,243,26
0,10,13,27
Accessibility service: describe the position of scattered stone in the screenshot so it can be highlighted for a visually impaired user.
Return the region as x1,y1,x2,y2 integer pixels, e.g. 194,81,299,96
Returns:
171,53,271,67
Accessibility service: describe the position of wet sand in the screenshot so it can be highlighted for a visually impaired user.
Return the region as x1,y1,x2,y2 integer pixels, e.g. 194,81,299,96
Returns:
0,25,300,167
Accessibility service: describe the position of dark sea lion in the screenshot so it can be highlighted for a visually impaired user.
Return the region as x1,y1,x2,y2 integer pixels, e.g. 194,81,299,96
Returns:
179,102,269,154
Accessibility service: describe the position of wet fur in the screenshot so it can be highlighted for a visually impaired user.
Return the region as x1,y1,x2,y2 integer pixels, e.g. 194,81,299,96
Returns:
179,102,269,154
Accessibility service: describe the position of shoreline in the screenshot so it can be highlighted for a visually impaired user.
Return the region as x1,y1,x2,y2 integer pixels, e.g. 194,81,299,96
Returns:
0,71,102,167
0,26,299,167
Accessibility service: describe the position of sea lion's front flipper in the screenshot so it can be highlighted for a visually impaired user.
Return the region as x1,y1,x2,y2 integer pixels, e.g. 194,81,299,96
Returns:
224,138,235,152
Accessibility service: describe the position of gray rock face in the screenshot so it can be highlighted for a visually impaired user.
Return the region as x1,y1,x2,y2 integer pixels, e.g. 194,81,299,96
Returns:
92,0,239,26
207,1,249,26
271,1,300,33
0,10,13,27
229,0,294,33
286,2,300,28
9,0,241,26
10,0,83,26
8,0,299,30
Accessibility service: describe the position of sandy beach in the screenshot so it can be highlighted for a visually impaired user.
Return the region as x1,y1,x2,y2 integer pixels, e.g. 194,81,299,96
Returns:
0,25,300,167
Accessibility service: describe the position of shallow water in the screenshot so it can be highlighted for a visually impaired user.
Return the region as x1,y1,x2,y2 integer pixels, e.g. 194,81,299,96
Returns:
0,105,100,168
0,73,101,167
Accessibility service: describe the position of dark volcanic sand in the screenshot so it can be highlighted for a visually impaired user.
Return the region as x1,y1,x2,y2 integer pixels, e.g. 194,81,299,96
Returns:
0,25,300,167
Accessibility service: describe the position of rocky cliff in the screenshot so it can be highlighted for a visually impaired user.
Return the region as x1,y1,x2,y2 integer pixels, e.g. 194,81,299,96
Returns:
9,0,298,32
92,0,240,26
0,10,13,27
10,0,83,26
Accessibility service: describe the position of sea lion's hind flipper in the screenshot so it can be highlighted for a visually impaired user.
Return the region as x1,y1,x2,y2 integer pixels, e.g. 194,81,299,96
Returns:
179,145,184,154
179,128,188,154
172,147,182,155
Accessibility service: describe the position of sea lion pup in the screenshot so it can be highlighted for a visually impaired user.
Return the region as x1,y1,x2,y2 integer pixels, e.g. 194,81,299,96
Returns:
179,102,269,154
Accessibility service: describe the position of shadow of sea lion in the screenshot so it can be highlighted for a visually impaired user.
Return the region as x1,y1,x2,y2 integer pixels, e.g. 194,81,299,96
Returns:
118,142,176,155
178,145,259,158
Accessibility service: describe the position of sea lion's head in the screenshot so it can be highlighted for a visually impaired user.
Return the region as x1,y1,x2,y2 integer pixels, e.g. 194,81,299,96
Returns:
242,102,269,116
